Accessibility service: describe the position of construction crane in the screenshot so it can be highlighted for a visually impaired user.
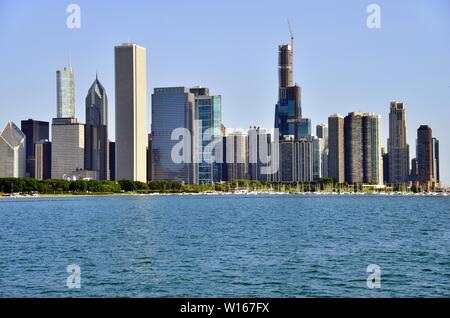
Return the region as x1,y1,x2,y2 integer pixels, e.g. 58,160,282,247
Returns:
287,19,294,53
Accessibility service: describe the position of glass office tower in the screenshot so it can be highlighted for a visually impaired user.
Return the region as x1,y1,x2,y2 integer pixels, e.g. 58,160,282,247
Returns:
56,67,76,118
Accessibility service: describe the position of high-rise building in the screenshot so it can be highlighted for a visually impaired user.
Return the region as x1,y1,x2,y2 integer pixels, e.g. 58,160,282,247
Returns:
51,118,85,179
387,101,410,184
328,114,345,183
344,112,364,184
416,125,433,185
362,113,383,185
225,131,248,182
35,140,51,180
248,127,272,183
316,124,329,143
115,43,147,182
344,112,382,185
56,67,76,118
0,122,26,178
298,118,311,139
109,141,116,181
312,137,325,182
274,39,303,141
432,138,440,187
151,87,196,184
191,88,222,184
84,75,109,180
382,147,389,184
147,134,152,182
279,136,313,183
410,157,418,182
20,119,49,178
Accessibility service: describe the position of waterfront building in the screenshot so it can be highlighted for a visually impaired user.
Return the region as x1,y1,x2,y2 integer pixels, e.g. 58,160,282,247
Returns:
225,131,248,182
115,43,147,182
20,119,49,178
248,127,272,183
151,87,196,184
416,125,433,185
147,134,152,182
274,40,303,140
51,118,84,179
382,147,389,185
191,87,222,184
35,140,51,180
109,141,116,181
0,122,26,178
344,112,382,185
387,101,410,184
432,138,440,187
279,136,313,183
328,113,345,183
312,137,325,182
56,67,76,118
84,75,109,180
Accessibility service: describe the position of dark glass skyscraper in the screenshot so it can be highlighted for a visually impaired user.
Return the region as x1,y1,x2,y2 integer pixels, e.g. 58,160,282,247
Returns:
85,75,109,180
417,125,433,185
274,42,302,140
20,119,49,178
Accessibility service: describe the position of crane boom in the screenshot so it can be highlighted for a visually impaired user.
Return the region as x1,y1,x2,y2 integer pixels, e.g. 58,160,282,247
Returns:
287,19,294,52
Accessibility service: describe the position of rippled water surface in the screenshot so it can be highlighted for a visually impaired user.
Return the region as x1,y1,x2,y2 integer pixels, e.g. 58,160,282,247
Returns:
1,195,450,297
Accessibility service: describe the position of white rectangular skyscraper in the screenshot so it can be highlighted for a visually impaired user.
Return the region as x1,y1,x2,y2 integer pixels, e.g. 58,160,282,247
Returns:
115,43,147,182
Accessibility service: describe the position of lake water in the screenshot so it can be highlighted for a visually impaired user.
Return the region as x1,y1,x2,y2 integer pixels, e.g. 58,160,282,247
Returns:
1,195,450,297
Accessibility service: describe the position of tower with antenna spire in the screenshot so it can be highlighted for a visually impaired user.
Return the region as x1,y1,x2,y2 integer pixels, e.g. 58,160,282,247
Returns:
274,20,303,140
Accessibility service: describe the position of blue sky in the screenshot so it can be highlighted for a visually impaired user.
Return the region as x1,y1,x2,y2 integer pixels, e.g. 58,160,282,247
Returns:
0,0,449,184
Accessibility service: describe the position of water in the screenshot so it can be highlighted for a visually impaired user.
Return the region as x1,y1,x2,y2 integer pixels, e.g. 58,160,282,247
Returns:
1,195,450,297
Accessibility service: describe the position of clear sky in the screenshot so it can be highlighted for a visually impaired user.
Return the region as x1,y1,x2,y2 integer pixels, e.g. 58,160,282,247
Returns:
0,0,449,184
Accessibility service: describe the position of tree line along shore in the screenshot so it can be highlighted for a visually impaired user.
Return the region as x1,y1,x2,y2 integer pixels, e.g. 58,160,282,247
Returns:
0,177,443,196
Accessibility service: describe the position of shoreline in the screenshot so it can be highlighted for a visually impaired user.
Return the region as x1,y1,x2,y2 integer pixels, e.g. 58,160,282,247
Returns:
1,191,449,200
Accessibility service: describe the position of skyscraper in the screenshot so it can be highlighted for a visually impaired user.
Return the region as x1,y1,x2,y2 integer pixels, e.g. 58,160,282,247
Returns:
362,113,383,185
344,112,364,184
316,124,329,144
344,112,382,185
274,39,302,140
416,125,433,185
248,127,272,183
115,43,147,182
279,136,313,183
85,75,109,180
0,122,26,178
191,88,222,184
56,67,76,118
432,138,440,187
51,118,85,179
20,119,49,178
35,140,51,180
387,101,410,184
328,114,345,183
109,141,116,181
298,118,311,139
151,87,196,184
225,131,248,182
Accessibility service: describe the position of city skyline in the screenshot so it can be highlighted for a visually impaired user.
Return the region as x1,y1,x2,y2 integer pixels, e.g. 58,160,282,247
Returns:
0,0,449,184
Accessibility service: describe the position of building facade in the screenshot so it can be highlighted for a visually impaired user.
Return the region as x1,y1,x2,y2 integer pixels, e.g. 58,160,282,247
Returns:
115,43,147,182
151,87,196,184
387,101,410,184
328,114,345,183
51,118,85,179
56,67,76,118
85,76,109,180
191,88,222,184
0,122,26,178
35,140,51,180
416,125,433,185
279,136,313,183
225,131,248,182
20,119,49,178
